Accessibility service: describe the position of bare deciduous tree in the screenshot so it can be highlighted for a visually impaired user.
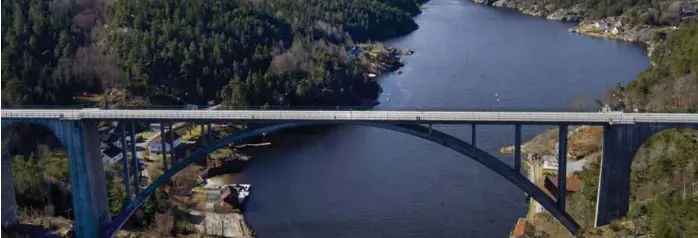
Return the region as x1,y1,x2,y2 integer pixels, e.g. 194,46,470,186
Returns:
154,209,174,236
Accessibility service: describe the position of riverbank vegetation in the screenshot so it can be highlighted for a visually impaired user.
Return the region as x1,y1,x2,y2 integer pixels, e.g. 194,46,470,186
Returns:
622,19,698,112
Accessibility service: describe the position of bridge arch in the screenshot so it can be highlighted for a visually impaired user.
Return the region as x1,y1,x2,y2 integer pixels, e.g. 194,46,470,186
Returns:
2,119,72,148
1,120,76,228
1,119,111,238
104,121,580,237
630,127,698,202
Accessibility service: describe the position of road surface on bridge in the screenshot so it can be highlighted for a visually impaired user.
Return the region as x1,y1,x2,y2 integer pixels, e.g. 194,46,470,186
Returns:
3,109,698,125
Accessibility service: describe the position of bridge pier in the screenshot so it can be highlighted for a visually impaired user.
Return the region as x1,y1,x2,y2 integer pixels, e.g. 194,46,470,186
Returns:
59,120,111,237
120,122,131,201
595,123,697,227
557,125,568,210
1,119,110,237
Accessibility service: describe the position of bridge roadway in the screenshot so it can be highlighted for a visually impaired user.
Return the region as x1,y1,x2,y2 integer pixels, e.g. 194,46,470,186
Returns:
2,108,698,124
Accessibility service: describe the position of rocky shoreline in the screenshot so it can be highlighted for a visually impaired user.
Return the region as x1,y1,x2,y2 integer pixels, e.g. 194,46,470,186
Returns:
470,0,677,57
355,42,414,77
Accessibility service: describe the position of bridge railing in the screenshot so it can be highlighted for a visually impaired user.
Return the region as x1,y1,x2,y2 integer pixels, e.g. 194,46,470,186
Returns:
3,104,695,113
3,104,603,112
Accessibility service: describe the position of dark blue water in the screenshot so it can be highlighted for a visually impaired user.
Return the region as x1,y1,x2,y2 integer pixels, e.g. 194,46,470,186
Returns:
210,0,650,237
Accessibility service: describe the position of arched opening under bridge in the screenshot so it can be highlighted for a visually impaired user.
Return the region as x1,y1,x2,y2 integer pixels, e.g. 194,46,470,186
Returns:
2,122,75,236
104,121,580,237
625,128,698,236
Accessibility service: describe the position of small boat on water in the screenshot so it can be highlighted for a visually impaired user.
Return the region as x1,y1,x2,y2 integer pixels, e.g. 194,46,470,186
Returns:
229,184,251,206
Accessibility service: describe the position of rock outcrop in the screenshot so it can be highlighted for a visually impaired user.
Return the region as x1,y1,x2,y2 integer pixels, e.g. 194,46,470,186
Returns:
545,5,584,22
471,0,491,4
474,0,583,22
470,0,671,49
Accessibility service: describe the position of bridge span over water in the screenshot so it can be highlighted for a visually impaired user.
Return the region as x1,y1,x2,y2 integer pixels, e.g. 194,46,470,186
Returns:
4,109,698,124
2,108,697,237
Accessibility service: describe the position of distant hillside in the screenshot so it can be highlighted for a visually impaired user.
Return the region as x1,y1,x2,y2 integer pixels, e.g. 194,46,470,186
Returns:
1,0,426,106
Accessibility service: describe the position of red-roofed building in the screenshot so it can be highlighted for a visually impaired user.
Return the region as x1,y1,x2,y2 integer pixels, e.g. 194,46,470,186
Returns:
510,218,535,238
544,174,584,196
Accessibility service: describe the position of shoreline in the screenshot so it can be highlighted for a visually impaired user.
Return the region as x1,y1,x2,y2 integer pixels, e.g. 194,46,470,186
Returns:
356,42,415,77
469,0,676,58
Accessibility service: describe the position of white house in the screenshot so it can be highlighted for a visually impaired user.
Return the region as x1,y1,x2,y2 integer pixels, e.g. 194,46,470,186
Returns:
149,132,183,153
611,27,623,35
102,147,123,165
542,156,559,171
535,201,544,213
595,21,609,30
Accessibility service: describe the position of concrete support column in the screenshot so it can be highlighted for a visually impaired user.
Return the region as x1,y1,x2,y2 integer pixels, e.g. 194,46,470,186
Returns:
201,124,207,145
514,124,522,173
160,122,167,170
169,123,176,165
595,124,634,227
207,123,213,143
594,123,696,227
557,125,568,210
120,122,131,201
471,124,476,154
1,133,19,227
54,120,110,237
131,122,141,196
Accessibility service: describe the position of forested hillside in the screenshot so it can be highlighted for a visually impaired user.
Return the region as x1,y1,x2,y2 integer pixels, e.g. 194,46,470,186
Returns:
1,0,108,104
622,19,698,112
1,0,424,106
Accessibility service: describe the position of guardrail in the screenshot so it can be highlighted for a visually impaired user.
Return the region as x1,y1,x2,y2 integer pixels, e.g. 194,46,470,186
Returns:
4,103,696,113
2,104,617,112
3,109,698,124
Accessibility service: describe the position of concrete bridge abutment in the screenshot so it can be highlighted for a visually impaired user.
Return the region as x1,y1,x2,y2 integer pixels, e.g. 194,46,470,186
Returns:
595,123,698,227
1,119,110,237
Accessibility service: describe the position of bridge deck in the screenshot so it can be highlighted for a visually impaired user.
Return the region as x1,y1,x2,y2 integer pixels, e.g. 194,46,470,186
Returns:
3,109,698,125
